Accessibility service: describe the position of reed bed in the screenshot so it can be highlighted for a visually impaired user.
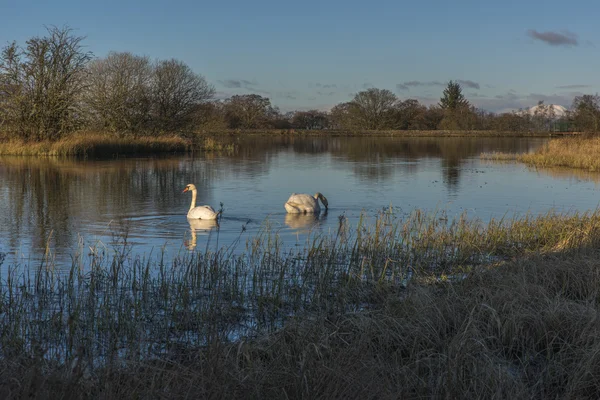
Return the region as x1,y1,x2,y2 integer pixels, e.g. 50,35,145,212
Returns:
2,209,600,398
0,132,190,157
482,136,600,171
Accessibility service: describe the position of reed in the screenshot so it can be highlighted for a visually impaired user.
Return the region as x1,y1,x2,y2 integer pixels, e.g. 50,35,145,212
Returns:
2,209,600,398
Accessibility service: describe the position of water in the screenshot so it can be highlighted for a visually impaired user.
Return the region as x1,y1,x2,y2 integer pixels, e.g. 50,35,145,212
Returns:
2,135,600,268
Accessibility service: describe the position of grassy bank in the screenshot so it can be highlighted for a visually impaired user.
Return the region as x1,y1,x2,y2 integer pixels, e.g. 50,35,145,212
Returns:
482,136,600,171
0,132,191,157
0,129,575,158
2,209,600,398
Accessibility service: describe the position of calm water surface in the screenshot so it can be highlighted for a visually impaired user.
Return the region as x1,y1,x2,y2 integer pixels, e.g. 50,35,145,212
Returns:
2,136,600,268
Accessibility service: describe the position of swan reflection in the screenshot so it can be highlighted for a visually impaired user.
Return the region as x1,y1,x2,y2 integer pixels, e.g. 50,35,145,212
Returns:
284,211,328,233
185,218,219,250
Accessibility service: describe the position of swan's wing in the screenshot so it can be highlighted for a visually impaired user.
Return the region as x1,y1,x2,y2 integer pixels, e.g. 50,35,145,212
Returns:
188,205,218,220
286,193,319,213
287,193,316,207
202,205,217,213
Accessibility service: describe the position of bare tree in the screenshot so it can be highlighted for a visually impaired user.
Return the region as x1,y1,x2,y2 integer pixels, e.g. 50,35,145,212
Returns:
329,102,357,130
83,52,152,134
223,94,274,129
151,59,214,132
0,26,92,140
292,110,329,130
0,42,25,136
349,88,397,130
191,101,227,130
531,101,557,132
572,94,600,132
392,99,427,130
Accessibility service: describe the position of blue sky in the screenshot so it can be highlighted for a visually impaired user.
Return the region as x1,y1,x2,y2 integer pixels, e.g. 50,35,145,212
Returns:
1,0,598,113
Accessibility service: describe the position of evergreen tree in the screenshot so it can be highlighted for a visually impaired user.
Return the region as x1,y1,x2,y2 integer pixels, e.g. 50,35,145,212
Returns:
439,81,469,110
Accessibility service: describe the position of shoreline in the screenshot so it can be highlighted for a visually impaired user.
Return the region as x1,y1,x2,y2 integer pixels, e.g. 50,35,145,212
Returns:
0,129,577,158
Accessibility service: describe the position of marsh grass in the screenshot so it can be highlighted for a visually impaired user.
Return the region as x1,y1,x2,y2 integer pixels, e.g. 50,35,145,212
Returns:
3,209,600,398
479,151,519,161
200,137,237,152
0,132,190,157
482,136,600,171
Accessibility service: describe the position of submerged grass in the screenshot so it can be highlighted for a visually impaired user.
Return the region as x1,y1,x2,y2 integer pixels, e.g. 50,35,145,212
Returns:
482,136,600,171
3,209,600,398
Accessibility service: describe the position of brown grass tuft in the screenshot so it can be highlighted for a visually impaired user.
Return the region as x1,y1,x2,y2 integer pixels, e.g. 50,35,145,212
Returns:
482,137,600,171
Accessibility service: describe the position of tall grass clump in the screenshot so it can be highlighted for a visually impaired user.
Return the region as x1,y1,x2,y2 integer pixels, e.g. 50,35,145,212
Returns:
3,209,600,397
199,137,237,153
519,136,600,170
482,137,600,171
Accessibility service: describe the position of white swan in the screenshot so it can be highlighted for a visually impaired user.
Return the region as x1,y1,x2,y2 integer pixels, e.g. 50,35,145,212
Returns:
284,192,328,214
182,184,219,220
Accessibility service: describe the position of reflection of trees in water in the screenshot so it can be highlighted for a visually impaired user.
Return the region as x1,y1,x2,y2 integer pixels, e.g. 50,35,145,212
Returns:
233,135,546,189
3,158,73,252
441,157,461,192
0,157,223,255
328,136,545,189
0,137,547,256
233,136,545,188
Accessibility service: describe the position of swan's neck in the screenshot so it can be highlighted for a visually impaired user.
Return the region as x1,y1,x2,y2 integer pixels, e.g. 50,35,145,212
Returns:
190,189,197,211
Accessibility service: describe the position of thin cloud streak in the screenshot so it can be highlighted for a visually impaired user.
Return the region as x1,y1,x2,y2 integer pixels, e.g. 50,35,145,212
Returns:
556,84,590,89
457,80,480,89
218,79,258,89
397,80,479,91
527,30,578,47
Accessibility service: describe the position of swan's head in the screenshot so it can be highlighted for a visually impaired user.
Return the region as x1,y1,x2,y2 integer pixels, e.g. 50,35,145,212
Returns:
315,192,328,209
182,183,197,193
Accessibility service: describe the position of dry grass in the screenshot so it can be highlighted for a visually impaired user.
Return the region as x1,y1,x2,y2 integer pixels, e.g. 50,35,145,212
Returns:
3,210,600,398
0,131,190,157
200,137,236,152
519,136,600,171
3,249,600,398
480,151,519,161
482,136,600,171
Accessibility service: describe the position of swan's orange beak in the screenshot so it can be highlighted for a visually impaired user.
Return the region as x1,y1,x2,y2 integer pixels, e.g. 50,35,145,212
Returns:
182,187,189,193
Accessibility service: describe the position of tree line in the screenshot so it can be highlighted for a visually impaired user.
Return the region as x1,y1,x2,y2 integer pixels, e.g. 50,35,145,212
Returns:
1,26,600,141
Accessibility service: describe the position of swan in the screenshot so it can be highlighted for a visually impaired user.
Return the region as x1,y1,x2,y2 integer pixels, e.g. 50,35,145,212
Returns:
284,192,328,214
182,184,219,220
